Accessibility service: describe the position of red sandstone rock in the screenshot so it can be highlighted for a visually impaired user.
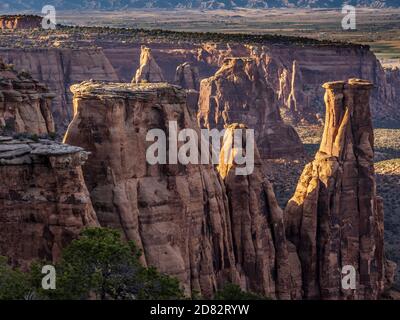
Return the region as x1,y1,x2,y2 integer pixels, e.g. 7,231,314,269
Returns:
218,123,302,299
0,136,98,268
64,80,300,298
0,48,119,132
0,15,41,30
285,78,395,299
0,59,55,135
133,46,165,84
197,57,304,159
175,62,200,90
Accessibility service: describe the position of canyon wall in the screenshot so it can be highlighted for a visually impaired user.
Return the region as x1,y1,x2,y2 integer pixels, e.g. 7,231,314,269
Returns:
0,136,98,268
285,79,395,299
197,57,304,159
0,15,41,30
102,42,399,126
0,58,55,135
0,48,119,131
64,80,301,298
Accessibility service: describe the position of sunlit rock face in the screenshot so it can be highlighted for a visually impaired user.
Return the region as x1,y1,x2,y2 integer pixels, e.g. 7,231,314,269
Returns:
0,58,55,135
0,15,41,30
285,79,396,299
0,136,98,268
218,123,303,299
197,57,304,159
133,46,165,84
64,80,301,299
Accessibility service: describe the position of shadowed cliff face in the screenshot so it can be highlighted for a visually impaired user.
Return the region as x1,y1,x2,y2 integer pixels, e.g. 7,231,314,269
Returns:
0,48,119,132
103,42,400,126
197,57,305,159
64,80,302,298
0,59,55,135
285,78,396,299
0,136,98,268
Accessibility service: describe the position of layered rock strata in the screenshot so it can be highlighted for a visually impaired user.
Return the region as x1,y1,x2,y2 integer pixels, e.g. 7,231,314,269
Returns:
0,136,98,268
285,78,395,299
218,123,302,299
0,48,119,132
0,59,55,135
197,57,304,159
0,15,41,30
64,80,301,298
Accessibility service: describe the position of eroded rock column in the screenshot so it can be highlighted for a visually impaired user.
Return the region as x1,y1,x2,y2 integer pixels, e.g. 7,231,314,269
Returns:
285,78,394,299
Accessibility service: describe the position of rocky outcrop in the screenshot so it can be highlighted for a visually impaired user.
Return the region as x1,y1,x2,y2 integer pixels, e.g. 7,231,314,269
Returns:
197,57,304,159
0,48,119,132
285,78,395,299
175,62,201,114
0,58,55,135
0,15,41,30
0,136,98,268
255,44,400,125
175,62,200,90
218,123,302,299
133,46,165,84
64,80,301,298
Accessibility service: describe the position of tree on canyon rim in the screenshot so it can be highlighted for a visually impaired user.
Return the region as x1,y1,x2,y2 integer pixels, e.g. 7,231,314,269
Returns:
0,228,184,300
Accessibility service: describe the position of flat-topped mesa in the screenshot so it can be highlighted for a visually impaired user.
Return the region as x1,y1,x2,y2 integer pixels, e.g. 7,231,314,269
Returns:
133,46,165,84
0,60,56,135
0,15,42,30
64,80,300,299
197,57,304,159
285,78,395,300
0,136,98,268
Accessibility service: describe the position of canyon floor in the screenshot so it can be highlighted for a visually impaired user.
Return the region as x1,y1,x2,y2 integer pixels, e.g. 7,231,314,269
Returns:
57,8,400,66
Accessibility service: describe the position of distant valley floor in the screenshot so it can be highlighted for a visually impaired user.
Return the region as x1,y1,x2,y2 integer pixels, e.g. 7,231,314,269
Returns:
55,8,400,66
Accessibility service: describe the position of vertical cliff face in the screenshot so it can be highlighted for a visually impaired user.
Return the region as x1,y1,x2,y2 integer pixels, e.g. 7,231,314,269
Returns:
0,48,119,132
0,58,55,135
285,78,394,299
134,46,165,84
64,81,238,297
175,62,200,90
218,123,302,299
0,136,98,268
197,57,304,159
64,80,301,298
257,44,400,125
0,15,41,30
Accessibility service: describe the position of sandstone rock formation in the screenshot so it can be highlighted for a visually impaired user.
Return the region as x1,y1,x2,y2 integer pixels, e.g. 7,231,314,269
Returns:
197,57,304,159
175,62,201,114
285,78,395,299
133,46,165,84
0,15,41,30
218,123,302,299
0,58,55,135
0,135,98,268
0,48,119,132
64,80,300,298
175,62,200,90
